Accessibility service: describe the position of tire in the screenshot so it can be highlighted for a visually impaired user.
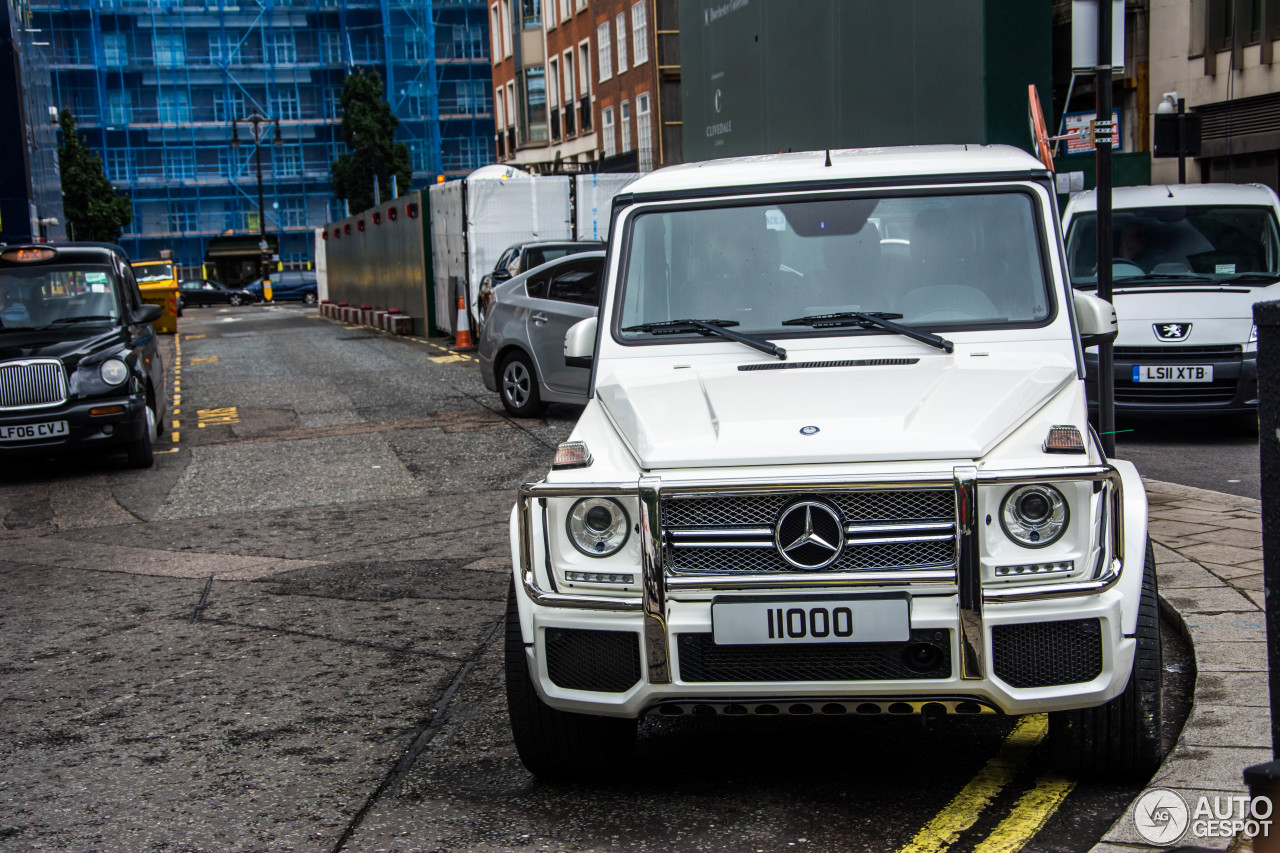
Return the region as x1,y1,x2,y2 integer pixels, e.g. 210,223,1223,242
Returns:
499,351,546,418
303,291,318,305
504,582,636,779
1049,540,1165,780
229,294,243,306
126,398,156,469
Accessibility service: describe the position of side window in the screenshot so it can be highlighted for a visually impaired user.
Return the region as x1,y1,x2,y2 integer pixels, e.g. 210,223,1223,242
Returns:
547,258,602,305
119,260,142,308
524,249,544,269
203,282,216,290
525,271,552,299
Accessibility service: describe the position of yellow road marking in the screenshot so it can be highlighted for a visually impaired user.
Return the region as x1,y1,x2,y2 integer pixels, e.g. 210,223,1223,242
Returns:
896,714,1048,853
197,406,240,428
189,356,218,364
156,448,179,454
970,775,1076,853
171,420,180,429
429,353,473,364
172,431,180,443
184,334,206,340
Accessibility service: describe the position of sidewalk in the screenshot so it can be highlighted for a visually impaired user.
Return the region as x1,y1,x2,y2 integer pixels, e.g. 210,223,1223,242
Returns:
1092,479,1269,852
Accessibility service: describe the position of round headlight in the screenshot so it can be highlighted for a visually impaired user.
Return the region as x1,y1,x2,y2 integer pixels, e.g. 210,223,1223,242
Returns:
566,498,630,557
99,358,129,386
1000,485,1069,548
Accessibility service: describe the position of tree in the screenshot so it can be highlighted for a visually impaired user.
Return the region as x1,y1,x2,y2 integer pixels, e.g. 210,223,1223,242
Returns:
57,109,132,243
330,69,412,213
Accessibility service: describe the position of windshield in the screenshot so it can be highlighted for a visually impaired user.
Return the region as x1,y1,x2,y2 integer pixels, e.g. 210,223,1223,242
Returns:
132,262,175,283
1065,205,1280,286
617,191,1052,339
0,265,122,329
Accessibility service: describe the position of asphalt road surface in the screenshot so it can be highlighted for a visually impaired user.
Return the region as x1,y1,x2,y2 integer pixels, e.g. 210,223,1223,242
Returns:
0,304,1193,852
1111,414,1262,500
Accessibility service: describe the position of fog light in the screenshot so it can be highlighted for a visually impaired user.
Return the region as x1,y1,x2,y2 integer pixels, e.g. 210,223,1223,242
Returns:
994,560,1074,577
564,571,634,584
102,424,114,435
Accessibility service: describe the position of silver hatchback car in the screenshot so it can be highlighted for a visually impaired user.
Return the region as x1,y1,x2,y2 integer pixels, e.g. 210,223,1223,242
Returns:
478,251,605,417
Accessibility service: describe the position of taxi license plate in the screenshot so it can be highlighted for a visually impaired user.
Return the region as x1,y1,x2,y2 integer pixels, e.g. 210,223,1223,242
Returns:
711,596,909,645
0,421,69,442
1133,364,1213,383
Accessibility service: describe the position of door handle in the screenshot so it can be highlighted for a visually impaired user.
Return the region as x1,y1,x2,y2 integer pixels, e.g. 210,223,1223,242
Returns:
532,312,548,324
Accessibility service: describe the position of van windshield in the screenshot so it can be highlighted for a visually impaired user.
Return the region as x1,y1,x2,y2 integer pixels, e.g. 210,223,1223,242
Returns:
0,266,122,330
1065,205,1280,287
617,191,1052,339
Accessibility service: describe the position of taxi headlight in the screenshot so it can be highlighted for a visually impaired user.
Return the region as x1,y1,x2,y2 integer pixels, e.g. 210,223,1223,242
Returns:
99,358,129,386
566,498,630,557
1000,485,1069,548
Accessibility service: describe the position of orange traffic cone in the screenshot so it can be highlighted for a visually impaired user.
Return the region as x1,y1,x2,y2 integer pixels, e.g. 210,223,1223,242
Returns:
454,293,476,351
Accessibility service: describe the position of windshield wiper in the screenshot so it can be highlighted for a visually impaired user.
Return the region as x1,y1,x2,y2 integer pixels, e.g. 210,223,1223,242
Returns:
36,315,116,329
622,318,787,360
1213,273,1280,286
782,311,954,353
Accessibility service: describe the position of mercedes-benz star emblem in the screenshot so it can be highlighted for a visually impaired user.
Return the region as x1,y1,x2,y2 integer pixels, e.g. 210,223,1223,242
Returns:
1154,322,1191,342
775,501,845,569
800,425,820,435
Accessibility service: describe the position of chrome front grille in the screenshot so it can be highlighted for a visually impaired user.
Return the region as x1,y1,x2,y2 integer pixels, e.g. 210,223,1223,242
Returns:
0,359,68,410
662,489,956,576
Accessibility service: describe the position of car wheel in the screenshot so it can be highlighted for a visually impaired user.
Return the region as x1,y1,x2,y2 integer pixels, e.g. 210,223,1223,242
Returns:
1049,540,1165,780
504,582,636,779
303,292,318,305
126,398,156,469
229,294,243,306
499,351,546,418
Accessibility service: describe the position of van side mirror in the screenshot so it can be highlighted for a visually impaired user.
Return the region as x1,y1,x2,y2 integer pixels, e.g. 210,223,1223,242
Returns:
1074,290,1118,349
564,316,597,368
133,304,162,325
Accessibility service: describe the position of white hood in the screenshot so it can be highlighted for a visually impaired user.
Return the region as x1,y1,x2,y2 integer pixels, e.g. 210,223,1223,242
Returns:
1111,282,1277,346
596,355,1077,469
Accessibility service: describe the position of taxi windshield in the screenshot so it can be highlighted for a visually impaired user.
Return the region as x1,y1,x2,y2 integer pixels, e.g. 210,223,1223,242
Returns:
132,262,175,283
0,266,122,330
617,190,1053,339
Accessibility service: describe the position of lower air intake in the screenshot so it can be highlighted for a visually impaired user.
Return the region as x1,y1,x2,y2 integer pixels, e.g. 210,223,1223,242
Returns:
991,619,1103,688
544,627,642,693
676,630,952,682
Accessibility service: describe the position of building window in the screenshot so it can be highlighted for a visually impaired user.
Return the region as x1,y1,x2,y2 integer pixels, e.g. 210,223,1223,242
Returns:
521,0,540,28
516,66,547,144
275,89,300,120
271,32,296,64
602,106,615,157
158,90,190,123
620,98,631,153
453,25,483,59
279,197,307,227
490,3,501,62
632,1,648,65
324,88,342,119
275,146,301,177
495,87,505,128
405,27,429,61
104,32,127,67
577,0,586,10
168,203,198,233
560,0,571,23
153,32,185,67
615,13,627,72
321,31,343,64
597,21,611,81
500,0,513,57
106,149,132,182
636,91,651,170
578,41,590,96
213,91,244,121
165,148,195,181
107,90,132,125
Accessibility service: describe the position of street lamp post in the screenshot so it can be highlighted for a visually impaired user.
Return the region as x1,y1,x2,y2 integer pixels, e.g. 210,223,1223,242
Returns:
230,111,282,294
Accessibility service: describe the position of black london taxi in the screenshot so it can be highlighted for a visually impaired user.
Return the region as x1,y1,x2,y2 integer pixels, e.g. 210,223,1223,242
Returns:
0,243,166,468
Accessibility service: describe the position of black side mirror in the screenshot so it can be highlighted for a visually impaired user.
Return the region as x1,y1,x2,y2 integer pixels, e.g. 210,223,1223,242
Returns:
133,304,162,324
492,268,513,282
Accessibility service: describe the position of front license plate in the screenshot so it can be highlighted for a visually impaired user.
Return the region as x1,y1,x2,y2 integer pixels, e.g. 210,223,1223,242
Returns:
1133,364,1213,383
0,420,69,442
711,596,909,645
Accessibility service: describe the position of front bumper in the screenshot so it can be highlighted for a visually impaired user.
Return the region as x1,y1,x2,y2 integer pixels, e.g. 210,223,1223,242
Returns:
1085,348,1258,413
512,465,1142,718
0,392,148,457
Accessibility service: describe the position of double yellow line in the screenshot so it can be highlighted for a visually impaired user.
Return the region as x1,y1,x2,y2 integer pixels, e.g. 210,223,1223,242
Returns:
897,714,1075,853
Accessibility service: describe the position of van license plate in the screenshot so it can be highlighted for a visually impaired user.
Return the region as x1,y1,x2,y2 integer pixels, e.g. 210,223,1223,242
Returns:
712,597,909,645
0,420,69,442
1133,365,1213,383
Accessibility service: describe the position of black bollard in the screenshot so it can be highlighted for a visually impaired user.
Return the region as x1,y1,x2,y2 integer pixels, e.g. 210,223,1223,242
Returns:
1244,299,1280,852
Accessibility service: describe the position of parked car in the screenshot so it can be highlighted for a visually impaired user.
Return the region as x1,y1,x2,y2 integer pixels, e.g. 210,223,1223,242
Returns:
477,240,604,330
0,243,166,468
244,269,318,303
478,251,605,416
1062,182,1279,417
178,278,259,308
505,146,1160,783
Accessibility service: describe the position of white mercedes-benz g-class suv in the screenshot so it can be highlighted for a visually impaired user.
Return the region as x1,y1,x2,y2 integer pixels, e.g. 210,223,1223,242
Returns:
505,145,1162,781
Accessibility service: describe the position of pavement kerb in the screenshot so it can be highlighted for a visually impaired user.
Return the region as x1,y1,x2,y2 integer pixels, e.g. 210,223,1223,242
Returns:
1090,477,1269,853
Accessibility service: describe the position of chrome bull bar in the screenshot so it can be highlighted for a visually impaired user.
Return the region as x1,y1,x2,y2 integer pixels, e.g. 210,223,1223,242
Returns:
516,465,1124,685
